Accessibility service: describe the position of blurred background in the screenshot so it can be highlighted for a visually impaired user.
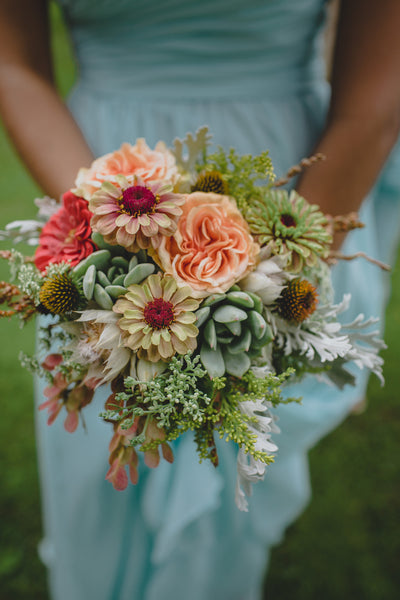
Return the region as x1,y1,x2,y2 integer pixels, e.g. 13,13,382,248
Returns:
0,3,399,598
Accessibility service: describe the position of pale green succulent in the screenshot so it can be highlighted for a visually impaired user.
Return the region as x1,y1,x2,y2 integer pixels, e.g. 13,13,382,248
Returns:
195,287,273,379
73,233,157,310
246,189,332,273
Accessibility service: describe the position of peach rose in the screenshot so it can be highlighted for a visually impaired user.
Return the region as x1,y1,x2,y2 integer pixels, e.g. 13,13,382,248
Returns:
75,139,179,199
157,192,259,298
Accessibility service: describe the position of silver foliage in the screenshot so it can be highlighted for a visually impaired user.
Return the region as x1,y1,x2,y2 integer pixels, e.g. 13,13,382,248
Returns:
235,397,279,512
172,126,212,173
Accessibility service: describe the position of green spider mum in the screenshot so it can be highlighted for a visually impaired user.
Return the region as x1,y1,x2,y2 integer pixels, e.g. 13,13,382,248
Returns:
246,189,332,272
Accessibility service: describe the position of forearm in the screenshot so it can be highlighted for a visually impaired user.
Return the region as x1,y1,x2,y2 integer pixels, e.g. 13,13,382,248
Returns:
296,111,400,216
0,65,94,199
297,0,400,248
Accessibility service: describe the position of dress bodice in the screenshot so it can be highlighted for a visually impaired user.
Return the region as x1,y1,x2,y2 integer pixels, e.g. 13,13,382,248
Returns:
57,0,329,100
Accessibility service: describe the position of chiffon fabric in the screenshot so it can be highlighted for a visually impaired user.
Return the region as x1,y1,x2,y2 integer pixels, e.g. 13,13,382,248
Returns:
35,1,400,598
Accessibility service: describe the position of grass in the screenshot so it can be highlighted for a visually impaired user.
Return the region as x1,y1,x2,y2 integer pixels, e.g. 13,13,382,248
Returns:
0,3,399,599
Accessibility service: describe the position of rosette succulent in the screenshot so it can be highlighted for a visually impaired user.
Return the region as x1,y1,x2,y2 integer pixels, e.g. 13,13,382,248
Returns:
196,287,273,378
73,238,157,311
246,189,332,272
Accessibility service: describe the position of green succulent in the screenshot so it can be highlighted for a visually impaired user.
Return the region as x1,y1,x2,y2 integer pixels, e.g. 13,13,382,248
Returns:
195,287,273,379
73,234,157,310
246,189,332,273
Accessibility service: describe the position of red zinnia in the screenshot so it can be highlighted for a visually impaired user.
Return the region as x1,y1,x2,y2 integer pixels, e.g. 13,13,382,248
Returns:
35,191,96,272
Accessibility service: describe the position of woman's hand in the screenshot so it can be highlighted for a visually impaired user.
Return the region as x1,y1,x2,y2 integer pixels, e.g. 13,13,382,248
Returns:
0,0,94,198
297,0,400,249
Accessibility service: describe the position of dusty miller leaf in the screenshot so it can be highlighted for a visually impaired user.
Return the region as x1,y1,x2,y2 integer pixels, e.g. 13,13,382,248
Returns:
172,126,212,172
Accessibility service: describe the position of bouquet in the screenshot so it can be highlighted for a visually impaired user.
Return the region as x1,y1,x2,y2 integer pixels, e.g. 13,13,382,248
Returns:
0,127,385,510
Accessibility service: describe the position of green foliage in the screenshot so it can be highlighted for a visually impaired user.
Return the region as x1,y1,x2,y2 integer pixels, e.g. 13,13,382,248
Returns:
211,369,298,464
19,322,86,386
104,354,214,437
18,264,43,305
203,147,275,212
18,352,49,381
238,368,299,407
37,322,61,352
0,250,43,304
57,356,88,380
2,250,26,281
44,261,72,278
104,356,294,468
215,399,271,463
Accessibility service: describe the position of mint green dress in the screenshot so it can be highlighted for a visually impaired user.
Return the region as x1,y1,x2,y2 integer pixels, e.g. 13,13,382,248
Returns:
35,1,400,599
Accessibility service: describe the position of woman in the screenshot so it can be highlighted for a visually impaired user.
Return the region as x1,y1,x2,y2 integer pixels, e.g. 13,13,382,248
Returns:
1,1,400,599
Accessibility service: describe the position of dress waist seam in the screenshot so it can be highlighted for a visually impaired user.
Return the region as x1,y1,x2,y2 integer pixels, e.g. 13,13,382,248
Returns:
71,76,329,104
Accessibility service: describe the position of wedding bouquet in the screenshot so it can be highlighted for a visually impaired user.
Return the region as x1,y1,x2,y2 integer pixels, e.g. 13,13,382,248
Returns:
0,127,385,510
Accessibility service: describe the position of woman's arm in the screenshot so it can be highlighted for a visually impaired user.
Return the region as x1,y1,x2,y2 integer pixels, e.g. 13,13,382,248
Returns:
297,0,400,245
0,0,94,199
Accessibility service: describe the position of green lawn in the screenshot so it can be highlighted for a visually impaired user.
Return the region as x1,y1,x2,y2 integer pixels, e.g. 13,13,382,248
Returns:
0,4,399,599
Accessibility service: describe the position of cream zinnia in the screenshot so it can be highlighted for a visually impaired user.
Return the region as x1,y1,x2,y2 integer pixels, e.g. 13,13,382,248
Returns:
113,274,199,362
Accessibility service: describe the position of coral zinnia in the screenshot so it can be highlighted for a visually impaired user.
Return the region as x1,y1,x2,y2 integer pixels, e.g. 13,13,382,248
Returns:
89,175,185,252
246,189,332,273
113,274,200,362
34,191,96,272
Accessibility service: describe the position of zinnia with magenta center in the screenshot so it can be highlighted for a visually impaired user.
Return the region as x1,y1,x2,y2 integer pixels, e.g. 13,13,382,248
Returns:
89,175,185,253
113,273,200,362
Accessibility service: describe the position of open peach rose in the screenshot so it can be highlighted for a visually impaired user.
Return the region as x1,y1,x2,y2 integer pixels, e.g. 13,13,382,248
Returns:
157,192,259,298
75,139,179,199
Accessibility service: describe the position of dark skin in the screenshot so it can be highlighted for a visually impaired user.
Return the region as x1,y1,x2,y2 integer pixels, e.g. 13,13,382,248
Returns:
1,0,400,250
